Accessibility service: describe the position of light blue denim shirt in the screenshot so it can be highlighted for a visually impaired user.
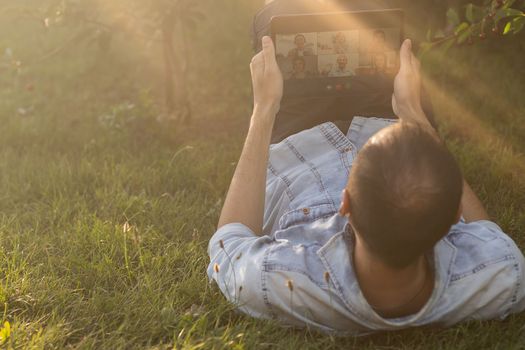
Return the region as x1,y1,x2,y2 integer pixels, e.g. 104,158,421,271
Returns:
207,117,525,334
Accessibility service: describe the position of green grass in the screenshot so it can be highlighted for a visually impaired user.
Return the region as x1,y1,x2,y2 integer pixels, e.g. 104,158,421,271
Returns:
0,1,525,348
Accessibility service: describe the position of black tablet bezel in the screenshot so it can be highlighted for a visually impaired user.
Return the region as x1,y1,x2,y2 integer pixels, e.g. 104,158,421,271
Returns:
270,9,404,35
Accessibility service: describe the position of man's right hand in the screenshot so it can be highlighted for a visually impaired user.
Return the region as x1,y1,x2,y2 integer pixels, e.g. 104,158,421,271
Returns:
392,39,428,126
250,36,283,119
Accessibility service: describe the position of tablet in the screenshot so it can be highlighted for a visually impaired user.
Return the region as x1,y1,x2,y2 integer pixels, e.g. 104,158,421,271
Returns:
271,10,404,97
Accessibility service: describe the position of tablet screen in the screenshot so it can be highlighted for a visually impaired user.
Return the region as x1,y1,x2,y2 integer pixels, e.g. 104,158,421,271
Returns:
271,10,403,95
275,28,400,80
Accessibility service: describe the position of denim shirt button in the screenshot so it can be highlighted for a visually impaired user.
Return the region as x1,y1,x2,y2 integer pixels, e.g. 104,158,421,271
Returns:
302,208,310,215
344,147,352,153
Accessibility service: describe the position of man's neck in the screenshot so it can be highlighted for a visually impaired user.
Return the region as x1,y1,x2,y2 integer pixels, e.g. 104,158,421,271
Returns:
352,234,433,317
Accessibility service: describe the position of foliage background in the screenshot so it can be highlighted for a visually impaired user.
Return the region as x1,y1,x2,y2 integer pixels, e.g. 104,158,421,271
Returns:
0,0,524,348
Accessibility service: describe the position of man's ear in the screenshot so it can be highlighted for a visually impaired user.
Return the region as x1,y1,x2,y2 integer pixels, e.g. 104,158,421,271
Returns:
339,188,351,217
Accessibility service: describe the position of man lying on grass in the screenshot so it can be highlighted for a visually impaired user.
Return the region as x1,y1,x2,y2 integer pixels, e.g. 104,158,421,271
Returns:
207,37,525,334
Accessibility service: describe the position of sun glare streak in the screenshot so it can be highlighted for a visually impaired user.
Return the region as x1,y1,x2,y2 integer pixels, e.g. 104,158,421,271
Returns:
422,73,525,180
418,43,524,154
315,0,525,175
424,51,524,127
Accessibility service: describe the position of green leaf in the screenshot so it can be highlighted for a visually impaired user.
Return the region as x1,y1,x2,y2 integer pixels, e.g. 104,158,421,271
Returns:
513,16,525,33
447,8,460,26
0,321,10,344
503,21,513,34
455,22,470,35
465,3,485,23
457,26,473,43
495,8,524,22
3,322,9,338
466,4,474,23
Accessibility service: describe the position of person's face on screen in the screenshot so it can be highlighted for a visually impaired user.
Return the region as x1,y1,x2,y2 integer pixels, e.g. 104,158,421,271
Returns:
337,55,348,69
294,35,306,49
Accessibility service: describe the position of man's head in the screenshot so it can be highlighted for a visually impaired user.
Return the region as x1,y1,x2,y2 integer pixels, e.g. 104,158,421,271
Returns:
336,54,348,69
294,34,306,49
340,123,463,269
334,32,346,45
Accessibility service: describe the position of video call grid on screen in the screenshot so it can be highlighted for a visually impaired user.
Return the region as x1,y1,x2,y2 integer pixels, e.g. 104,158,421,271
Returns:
271,10,404,81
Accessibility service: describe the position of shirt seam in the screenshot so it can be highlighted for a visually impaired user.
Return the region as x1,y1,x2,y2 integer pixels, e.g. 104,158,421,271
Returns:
318,123,353,153
319,123,356,177
502,237,521,310
449,254,516,282
268,162,295,202
284,138,337,210
261,246,277,319
279,212,335,230
317,232,370,323
447,229,498,242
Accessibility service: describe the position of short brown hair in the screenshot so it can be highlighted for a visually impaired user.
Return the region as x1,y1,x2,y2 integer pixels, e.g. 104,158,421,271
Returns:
347,123,463,268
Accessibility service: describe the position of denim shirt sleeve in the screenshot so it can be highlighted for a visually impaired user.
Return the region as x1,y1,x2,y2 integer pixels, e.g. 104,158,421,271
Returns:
475,220,525,315
460,219,525,318
208,223,274,319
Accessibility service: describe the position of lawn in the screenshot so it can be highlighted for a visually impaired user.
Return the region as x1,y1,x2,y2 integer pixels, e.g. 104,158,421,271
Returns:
0,0,524,348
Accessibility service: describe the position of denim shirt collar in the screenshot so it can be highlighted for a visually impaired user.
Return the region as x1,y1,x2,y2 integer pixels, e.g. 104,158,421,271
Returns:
317,223,458,328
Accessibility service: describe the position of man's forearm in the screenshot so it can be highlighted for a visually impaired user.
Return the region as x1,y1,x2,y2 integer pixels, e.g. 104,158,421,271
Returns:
217,107,275,234
461,180,490,222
